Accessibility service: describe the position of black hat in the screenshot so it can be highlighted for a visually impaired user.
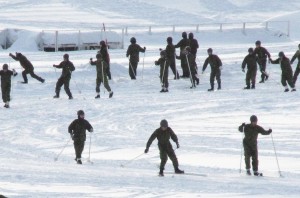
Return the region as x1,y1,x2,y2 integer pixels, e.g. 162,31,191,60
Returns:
160,50,166,56
100,40,106,46
278,51,285,58
182,32,187,39
63,54,69,59
248,48,254,53
167,37,172,43
160,119,168,127
207,48,213,53
250,115,258,122
255,40,261,45
3,64,8,70
77,110,85,116
130,37,136,44
188,32,194,39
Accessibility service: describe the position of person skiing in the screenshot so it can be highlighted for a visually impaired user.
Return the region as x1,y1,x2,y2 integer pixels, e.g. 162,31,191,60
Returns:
165,37,179,79
144,119,184,176
68,110,93,164
126,37,146,79
241,48,258,89
90,53,114,98
53,54,75,99
184,46,198,88
97,40,111,80
175,32,190,78
9,52,45,84
155,50,170,92
270,52,296,92
0,64,17,108
238,115,272,176
202,48,222,91
290,43,300,85
253,40,271,83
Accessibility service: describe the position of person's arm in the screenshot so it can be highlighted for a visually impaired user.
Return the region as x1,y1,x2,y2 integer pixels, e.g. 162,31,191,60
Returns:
53,62,63,68
85,120,93,132
257,125,272,135
290,50,299,64
241,56,247,71
68,120,76,137
145,130,158,152
216,55,222,67
169,128,179,147
69,62,75,72
202,58,209,72
9,53,19,61
126,46,131,57
264,48,271,59
238,123,246,132
270,58,280,64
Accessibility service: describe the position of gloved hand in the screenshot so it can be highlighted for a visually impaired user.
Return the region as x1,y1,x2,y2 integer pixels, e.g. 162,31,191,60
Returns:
144,148,149,153
53,64,56,67
9,53,13,57
242,123,246,127
242,69,245,73
70,133,74,139
268,129,272,133
90,128,93,132
144,47,146,50
268,58,271,64
176,142,180,149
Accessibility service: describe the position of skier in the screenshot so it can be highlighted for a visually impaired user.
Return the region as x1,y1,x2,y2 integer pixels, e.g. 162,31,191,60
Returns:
175,32,190,78
253,40,271,83
202,48,223,91
126,37,146,79
290,44,300,85
188,32,199,63
241,48,258,89
0,64,17,108
270,52,296,92
68,110,93,164
144,119,184,176
90,54,114,98
155,50,169,92
238,115,272,176
184,46,198,88
9,52,45,84
165,37,179,79
97,40,111,80
53,54,75,99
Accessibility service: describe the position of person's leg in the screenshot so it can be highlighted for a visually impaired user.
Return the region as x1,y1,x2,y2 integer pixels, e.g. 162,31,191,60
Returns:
22,70,28,83
54,77,64,97
63,77,72,98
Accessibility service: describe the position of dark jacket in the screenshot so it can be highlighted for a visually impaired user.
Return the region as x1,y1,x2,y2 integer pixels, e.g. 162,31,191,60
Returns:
291,50,300,67
98,46,110,65
254,47,271,60
189,38,199,55
146,127,178,150
175,38,190,52
238,123,271,147
0,70,16,86
68,118,93,142
270,56,293,74
90,59,108,77
54,60,75,78
10,53,34,71
165,44,176,63
126,44,145,63
202,54,222,72
155,57,169,75
185,52,196,73
242,54,258,70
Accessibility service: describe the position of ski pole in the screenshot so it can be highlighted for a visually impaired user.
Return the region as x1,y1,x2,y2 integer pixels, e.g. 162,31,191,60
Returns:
271,133,283,177
87,132,93,164
185,54,194,87
54,138,71,161
128,59,136,79
161,60,167,88
120,152,144,168
101,61,105,95
239,127,245,174
142,52,145,82
73,78,82,94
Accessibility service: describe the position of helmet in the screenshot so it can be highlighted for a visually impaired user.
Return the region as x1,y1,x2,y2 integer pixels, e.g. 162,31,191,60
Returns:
130,37,136,44
255,40,261,45
160,50,166,56
63,54,69,59
100,40,106,46
185,46,191,52
167,37,172,43
2,64,8,70
77,110,85,116
96,53,102,59
182,32,187,39
278,51,284,58
250,115,258,123
248,48,254,53
188,32,194,39
207,48,213,53
160,119,168,127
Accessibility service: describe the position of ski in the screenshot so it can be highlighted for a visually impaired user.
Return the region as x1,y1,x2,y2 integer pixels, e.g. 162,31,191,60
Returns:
164,171,207,177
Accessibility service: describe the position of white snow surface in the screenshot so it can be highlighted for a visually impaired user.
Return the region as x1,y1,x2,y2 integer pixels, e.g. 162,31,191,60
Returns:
0,0,300,197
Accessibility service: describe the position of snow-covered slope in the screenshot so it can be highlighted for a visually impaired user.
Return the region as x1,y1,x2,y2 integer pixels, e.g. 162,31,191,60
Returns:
1,1,300,197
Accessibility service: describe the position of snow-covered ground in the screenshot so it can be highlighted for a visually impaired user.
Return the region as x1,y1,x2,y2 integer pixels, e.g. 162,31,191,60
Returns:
1,0,300,197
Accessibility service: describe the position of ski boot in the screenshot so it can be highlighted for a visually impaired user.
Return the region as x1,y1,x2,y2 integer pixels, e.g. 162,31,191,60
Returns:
77,158,82,164
284,88,289,92
53,95,59,99
95,94,100,99
175,168,184,174
208,88,214,92
246,169,251,176
254,171,263,176
291,88,296,92
251,84,255,89
244,85,250,89
109,91,114,98
159,169,164,177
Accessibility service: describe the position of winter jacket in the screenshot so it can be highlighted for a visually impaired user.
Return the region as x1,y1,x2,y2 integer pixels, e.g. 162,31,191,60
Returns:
146,127,178,150
185,52,197,73
126,44,145,63
0,70,16,86
98,47,110,64
68,118,93,142
54,60,75,78
189,38,199,56
291,50,300,67
242,54,258,71
10,53,34,71
155,57,169,75
202,54,222,72
254,47,271,61
175,38,190,52
238,123,271,147
165,44,176,63
270,56,293,74
90,59,108,77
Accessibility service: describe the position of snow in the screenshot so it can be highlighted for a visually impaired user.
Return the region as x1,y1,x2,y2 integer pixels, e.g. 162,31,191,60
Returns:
1,0,300,197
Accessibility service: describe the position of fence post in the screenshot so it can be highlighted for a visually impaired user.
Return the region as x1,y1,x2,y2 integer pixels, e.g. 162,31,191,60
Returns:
172,25,175,34
125,27,128,36
196,24,199,33
265,21,269,30
149,26,152,35
4,29,7,49
78,30,81,50
121,28,125,49
220,23,223,32
287,21,290,37
55,30,58,52
242,22,246,35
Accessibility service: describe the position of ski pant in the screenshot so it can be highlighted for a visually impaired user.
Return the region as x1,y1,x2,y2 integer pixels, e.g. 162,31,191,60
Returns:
243,141,258,171
246,69,257,87
180,54,189,77
55,76,72,98
159,145,179,171
281,72,295,88
73,140,85,159
210,69,221,89
258,59,267,82
169,60,179,79
129,61,138,80
22,69,44,83
1,83,11,103
160,65,169,89
293,66,300,84
96,73,111,93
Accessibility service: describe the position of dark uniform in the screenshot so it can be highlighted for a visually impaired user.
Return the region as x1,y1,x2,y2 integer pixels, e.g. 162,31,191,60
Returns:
9,52,44,84
242,48,258,89
98,41,111,80
126,37,146,79
184,47,198,88
53,54,75,99
270,52,296,92
188,33,199,62
290,48,300,84
175,32,190,77
68,110,93,164
145,120,184,176
90,54,113,98
202,48,222,91
165,37,179,79
253,41,271,83
238,115,272,175
0,64,17,108
155,51,169,92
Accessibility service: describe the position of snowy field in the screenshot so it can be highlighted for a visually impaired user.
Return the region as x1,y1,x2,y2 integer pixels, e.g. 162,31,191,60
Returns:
1,0,300,197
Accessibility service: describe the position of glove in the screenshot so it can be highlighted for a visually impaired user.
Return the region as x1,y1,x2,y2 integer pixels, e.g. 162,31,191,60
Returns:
242,69,245,73
144,148,149,153
242,123,246,127
268,129,272,133
268,59,271,64
9,53,13,57
144,47,146,50
90,128,93,132
70,133,74,139
176,142,180,149
53,64,56,67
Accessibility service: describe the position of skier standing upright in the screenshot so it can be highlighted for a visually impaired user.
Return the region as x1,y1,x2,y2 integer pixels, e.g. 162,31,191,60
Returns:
165,37,179,79
241,48,258,89
155,50,169,92
0,64,17,108
175,32,190,78
253,40,271,83
98,40,111,80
